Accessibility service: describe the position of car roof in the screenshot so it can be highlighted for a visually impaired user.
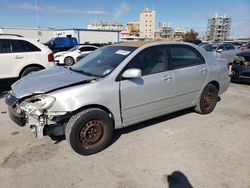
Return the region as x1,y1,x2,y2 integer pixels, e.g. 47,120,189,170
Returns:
112,40,195,48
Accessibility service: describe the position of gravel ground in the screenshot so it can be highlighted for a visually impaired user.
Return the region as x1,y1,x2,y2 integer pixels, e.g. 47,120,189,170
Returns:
0,83,249,188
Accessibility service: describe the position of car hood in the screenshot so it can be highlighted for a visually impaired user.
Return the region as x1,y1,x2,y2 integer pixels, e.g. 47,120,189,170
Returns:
12,66,96,99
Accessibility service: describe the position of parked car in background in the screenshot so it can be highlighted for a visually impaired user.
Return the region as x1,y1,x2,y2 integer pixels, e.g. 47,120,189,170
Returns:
201,43,237,63
54,45,98,66
6,41,230,155
44,37,78,53
183,39,202,45
240,42,250,51
231,50,250,83
0,34,54,88
76,53,90,62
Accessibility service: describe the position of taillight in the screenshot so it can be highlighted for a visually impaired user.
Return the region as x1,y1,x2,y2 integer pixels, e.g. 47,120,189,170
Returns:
48,53,54,62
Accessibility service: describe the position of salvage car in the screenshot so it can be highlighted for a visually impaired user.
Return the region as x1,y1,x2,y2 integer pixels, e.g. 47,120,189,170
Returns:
5,41,230,155
231,50,250,83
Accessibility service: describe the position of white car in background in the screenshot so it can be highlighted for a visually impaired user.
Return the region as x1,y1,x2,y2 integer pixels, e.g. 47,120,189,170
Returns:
54,45,98,66
0,34,55,87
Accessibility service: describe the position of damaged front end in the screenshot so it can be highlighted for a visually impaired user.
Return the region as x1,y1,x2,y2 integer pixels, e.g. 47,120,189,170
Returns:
6,91,68,139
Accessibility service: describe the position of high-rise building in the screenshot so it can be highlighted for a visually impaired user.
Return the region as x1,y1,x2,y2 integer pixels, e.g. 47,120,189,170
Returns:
139,8,155,38
206,13,231,41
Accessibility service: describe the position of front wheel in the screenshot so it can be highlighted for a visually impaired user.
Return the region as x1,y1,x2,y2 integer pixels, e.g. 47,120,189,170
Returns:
65,108,114,155
195,84,218,114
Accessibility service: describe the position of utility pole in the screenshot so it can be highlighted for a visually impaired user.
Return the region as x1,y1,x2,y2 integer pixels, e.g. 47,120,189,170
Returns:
35,0,40,28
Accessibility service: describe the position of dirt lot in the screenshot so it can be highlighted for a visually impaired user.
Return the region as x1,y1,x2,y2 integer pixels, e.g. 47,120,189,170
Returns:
0,83,249,188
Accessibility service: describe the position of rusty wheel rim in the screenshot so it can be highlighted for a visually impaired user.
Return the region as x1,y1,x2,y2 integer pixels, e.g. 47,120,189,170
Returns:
80,120,104,148
203,90,215,108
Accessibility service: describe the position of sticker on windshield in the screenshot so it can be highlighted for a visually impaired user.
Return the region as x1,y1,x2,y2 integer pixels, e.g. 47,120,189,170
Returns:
115,50,131,56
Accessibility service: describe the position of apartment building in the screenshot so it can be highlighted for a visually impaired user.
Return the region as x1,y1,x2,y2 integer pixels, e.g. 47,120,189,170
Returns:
206,13,231,41
139,8,156,39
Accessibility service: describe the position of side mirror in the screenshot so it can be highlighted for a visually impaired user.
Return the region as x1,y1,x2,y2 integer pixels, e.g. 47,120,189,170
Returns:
122,68,141,79
77,49,81,53
217,48,223,53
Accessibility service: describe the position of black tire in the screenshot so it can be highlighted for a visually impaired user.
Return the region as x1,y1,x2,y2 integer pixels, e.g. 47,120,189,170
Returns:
65,108,114,155
20,67,42,78
64,56,75,66
195,84,218,114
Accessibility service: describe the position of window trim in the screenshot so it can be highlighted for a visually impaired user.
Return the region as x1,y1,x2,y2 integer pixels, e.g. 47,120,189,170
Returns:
167,44,206,70
116,45,169,81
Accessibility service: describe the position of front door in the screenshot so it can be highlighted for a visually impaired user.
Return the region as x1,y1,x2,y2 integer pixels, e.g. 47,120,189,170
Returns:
120,45,174,126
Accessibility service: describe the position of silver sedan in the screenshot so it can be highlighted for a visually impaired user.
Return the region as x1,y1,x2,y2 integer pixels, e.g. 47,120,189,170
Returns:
6,41,230,155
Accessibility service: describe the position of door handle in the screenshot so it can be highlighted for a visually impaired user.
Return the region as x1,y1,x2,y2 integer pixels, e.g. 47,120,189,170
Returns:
162,75,172,81
15,55,24,59
199,68,207,73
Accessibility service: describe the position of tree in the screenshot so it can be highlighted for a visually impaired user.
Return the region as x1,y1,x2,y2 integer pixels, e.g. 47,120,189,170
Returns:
183,29,198,40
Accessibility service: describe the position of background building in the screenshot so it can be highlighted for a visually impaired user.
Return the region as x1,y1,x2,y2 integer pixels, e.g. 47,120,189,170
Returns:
155,22,173,39
87,21,124,31
173,27,185,39
0,27,54,43
139,8,156,39
55,29,121,44
206,13,231,42
127,22,140,37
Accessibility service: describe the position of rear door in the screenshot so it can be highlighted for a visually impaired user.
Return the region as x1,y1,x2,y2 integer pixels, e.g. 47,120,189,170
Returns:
168,44,208,109
0,39,27,79
120,45,174,126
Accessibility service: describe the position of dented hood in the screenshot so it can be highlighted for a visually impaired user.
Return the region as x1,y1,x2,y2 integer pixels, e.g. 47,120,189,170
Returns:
12,66,95,98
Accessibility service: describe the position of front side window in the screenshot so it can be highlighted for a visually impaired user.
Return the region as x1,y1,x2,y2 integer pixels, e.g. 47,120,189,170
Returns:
0,39,11,53
71,46,137,77
124,45,166,76
169,45,205,69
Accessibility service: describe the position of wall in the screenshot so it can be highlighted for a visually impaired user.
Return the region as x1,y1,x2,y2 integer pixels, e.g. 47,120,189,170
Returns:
0,27,54,43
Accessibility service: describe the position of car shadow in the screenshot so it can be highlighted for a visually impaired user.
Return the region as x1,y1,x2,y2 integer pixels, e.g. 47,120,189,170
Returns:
166,170,193,188
109,108,194,147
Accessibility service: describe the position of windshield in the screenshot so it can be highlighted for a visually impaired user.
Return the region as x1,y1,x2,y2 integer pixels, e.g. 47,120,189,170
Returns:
71,45,137,77
68,46,79,52
202,44,219,52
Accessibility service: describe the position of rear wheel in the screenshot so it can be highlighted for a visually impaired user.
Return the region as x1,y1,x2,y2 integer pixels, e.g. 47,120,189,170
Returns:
20,67,42,78
64,57,75,66
65,108,114,155
195,84,218,114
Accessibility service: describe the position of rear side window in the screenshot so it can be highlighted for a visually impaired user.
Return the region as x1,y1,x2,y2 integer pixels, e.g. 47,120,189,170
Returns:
225,44,235,50
16,40,41,52
0,39,11,53
80,47,97,52
169,45,205,69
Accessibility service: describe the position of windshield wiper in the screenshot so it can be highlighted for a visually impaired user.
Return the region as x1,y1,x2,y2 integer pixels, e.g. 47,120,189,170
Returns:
69,67,103,78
